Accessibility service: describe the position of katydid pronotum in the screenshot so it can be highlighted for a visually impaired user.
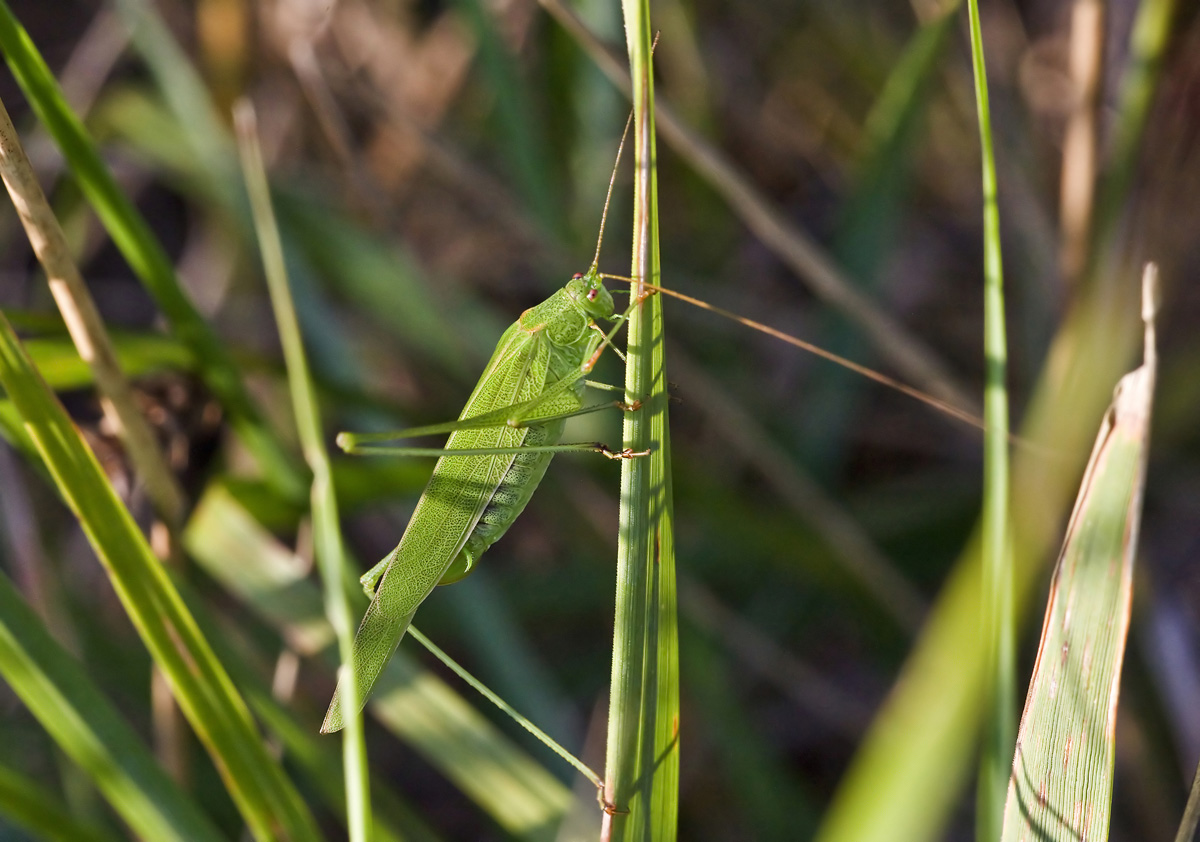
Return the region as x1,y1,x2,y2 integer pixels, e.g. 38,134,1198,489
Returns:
322,124,648,733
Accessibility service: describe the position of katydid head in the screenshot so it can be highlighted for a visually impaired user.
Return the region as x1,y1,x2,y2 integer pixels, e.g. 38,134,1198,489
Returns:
567,269,615,320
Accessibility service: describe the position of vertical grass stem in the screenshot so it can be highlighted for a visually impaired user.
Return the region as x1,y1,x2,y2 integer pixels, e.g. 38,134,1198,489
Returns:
602,3,679,840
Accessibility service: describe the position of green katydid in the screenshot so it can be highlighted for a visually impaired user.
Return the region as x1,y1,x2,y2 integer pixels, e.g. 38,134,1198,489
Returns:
322,125,645,733
318,111,1000,732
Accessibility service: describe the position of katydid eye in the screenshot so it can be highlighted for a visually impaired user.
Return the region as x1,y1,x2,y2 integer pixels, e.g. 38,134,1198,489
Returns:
572,273,584,280
587,289,598,301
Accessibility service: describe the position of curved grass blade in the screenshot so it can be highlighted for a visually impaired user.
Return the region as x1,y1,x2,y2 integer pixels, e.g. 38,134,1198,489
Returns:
1000,268,1158,841
0,312,321,842
21,332,193,391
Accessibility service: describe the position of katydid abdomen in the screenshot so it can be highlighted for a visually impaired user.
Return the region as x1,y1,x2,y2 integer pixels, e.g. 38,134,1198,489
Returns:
322,273,616,732
441,416,563,584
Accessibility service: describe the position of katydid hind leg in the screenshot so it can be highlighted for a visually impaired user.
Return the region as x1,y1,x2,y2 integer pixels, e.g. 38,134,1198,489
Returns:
343,440,638,458
338,373,600,453
585,378,623,393
344,393,636,457
437,547,477,585
359,557,390,596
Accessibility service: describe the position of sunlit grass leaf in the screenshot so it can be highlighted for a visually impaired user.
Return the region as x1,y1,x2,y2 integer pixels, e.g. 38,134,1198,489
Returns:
0,311,321,842
21,332,194,391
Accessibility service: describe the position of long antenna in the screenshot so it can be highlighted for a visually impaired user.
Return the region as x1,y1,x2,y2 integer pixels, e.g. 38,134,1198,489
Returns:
590,32,658,274
590,110,634,272
600,274,1011,440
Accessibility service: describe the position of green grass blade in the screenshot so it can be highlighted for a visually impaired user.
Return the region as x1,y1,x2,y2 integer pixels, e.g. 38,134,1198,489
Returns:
0,570,224,842
0,311,321,842
963,0,1014,836
602,5,679,839
0,0,304,499
235,102,370,839
1000,269,1157,841
185,485,575,841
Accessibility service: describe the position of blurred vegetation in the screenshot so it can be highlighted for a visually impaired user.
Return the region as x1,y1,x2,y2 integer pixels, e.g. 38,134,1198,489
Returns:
0,0,1197,840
